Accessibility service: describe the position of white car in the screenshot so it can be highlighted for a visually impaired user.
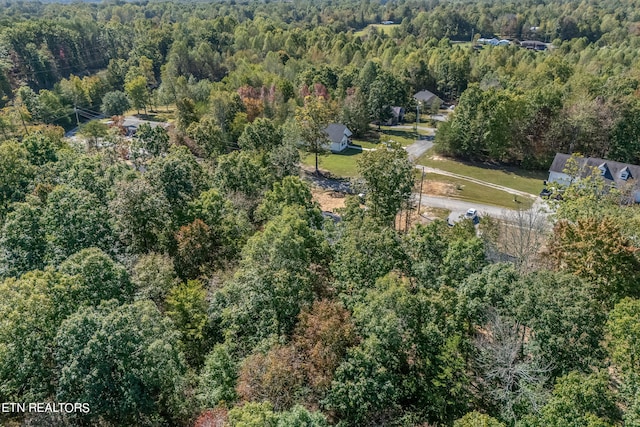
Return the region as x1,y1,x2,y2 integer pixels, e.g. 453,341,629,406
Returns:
464,208,480,224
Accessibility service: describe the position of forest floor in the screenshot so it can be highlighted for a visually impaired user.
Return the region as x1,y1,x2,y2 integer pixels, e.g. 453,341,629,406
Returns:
311,188,348,212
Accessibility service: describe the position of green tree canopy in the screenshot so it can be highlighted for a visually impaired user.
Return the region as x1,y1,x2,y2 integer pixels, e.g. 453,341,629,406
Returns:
522,371,621,427
0,141,35,214
108,178,171,253
166,279,211,367
0,202,46,278
58,247,133,305
101,90,131,116
55,300,188,426
0,270,82,401
42,185,112,265
238,117,283,152
295,95,334,174
357,142,414,225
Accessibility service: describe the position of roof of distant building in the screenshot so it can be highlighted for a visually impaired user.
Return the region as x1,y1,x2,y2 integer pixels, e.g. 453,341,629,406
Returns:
550,153,640,187
413,90,440,103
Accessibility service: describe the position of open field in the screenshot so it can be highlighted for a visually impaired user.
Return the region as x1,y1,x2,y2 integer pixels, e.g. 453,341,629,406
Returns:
301,148,363,177
351,126,428,149
423,173,534,209
417,149,547,196
420,206,451,220
354,24,400,37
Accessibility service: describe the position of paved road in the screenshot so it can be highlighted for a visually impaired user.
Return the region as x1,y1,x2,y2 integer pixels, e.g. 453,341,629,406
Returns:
392,125,437,133
417,165,537,198
417,194,550,224
308,126,549,226
405,138,434,161
430,114,448,122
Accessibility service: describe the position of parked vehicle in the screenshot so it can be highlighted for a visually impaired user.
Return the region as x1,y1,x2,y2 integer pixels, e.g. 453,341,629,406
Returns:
464,208,480,224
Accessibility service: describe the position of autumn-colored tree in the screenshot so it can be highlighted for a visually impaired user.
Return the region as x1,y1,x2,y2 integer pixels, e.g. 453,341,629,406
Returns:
236,345,304,411
547,217,640,304
175,219,214,279
193,408,228,427
292,300,358,393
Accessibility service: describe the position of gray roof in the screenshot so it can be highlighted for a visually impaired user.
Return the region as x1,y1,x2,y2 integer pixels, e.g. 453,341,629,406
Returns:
324,123,352,143
413,90,440,104
550,153,640,188
391,106,404,118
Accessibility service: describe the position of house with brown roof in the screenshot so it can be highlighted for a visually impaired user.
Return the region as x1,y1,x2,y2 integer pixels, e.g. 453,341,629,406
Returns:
548,153,640,202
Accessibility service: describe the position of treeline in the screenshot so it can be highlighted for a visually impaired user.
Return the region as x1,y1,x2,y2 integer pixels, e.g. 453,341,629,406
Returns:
4,0,640,165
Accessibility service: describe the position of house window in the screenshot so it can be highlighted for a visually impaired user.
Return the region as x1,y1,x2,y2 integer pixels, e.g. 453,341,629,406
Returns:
620,168,630,180
598,163,608,176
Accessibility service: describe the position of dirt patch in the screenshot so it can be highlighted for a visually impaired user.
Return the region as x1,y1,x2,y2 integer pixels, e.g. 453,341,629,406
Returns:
312,188,347,212
420,207,451,220
423,180,457,197
395,208,430,231
430,155,448,161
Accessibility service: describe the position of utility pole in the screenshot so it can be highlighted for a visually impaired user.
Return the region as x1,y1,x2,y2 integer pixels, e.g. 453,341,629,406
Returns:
417,166,425,218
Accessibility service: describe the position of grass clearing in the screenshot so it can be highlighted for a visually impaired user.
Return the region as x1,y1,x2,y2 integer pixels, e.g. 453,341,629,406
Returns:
420,207,451,220
301,148,363,177
417,148,547,196
424,173,534,209
350,139,380,150
351,126,425,150
354,24,400,37
378,126,420,147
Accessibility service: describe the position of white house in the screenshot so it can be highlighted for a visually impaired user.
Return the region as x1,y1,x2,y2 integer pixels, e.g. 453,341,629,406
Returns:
477,38,511,46
548,153,640,202
324,123,352,153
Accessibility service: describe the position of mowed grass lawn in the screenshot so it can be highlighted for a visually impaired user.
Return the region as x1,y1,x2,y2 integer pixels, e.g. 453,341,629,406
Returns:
354,24,400,37
351,126,425,149
417,148,547,196
301,148,363,177
425,173,534,209
300,151,532,209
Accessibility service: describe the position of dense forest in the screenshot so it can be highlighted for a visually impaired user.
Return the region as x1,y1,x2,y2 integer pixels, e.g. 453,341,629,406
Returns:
1,0,640,426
